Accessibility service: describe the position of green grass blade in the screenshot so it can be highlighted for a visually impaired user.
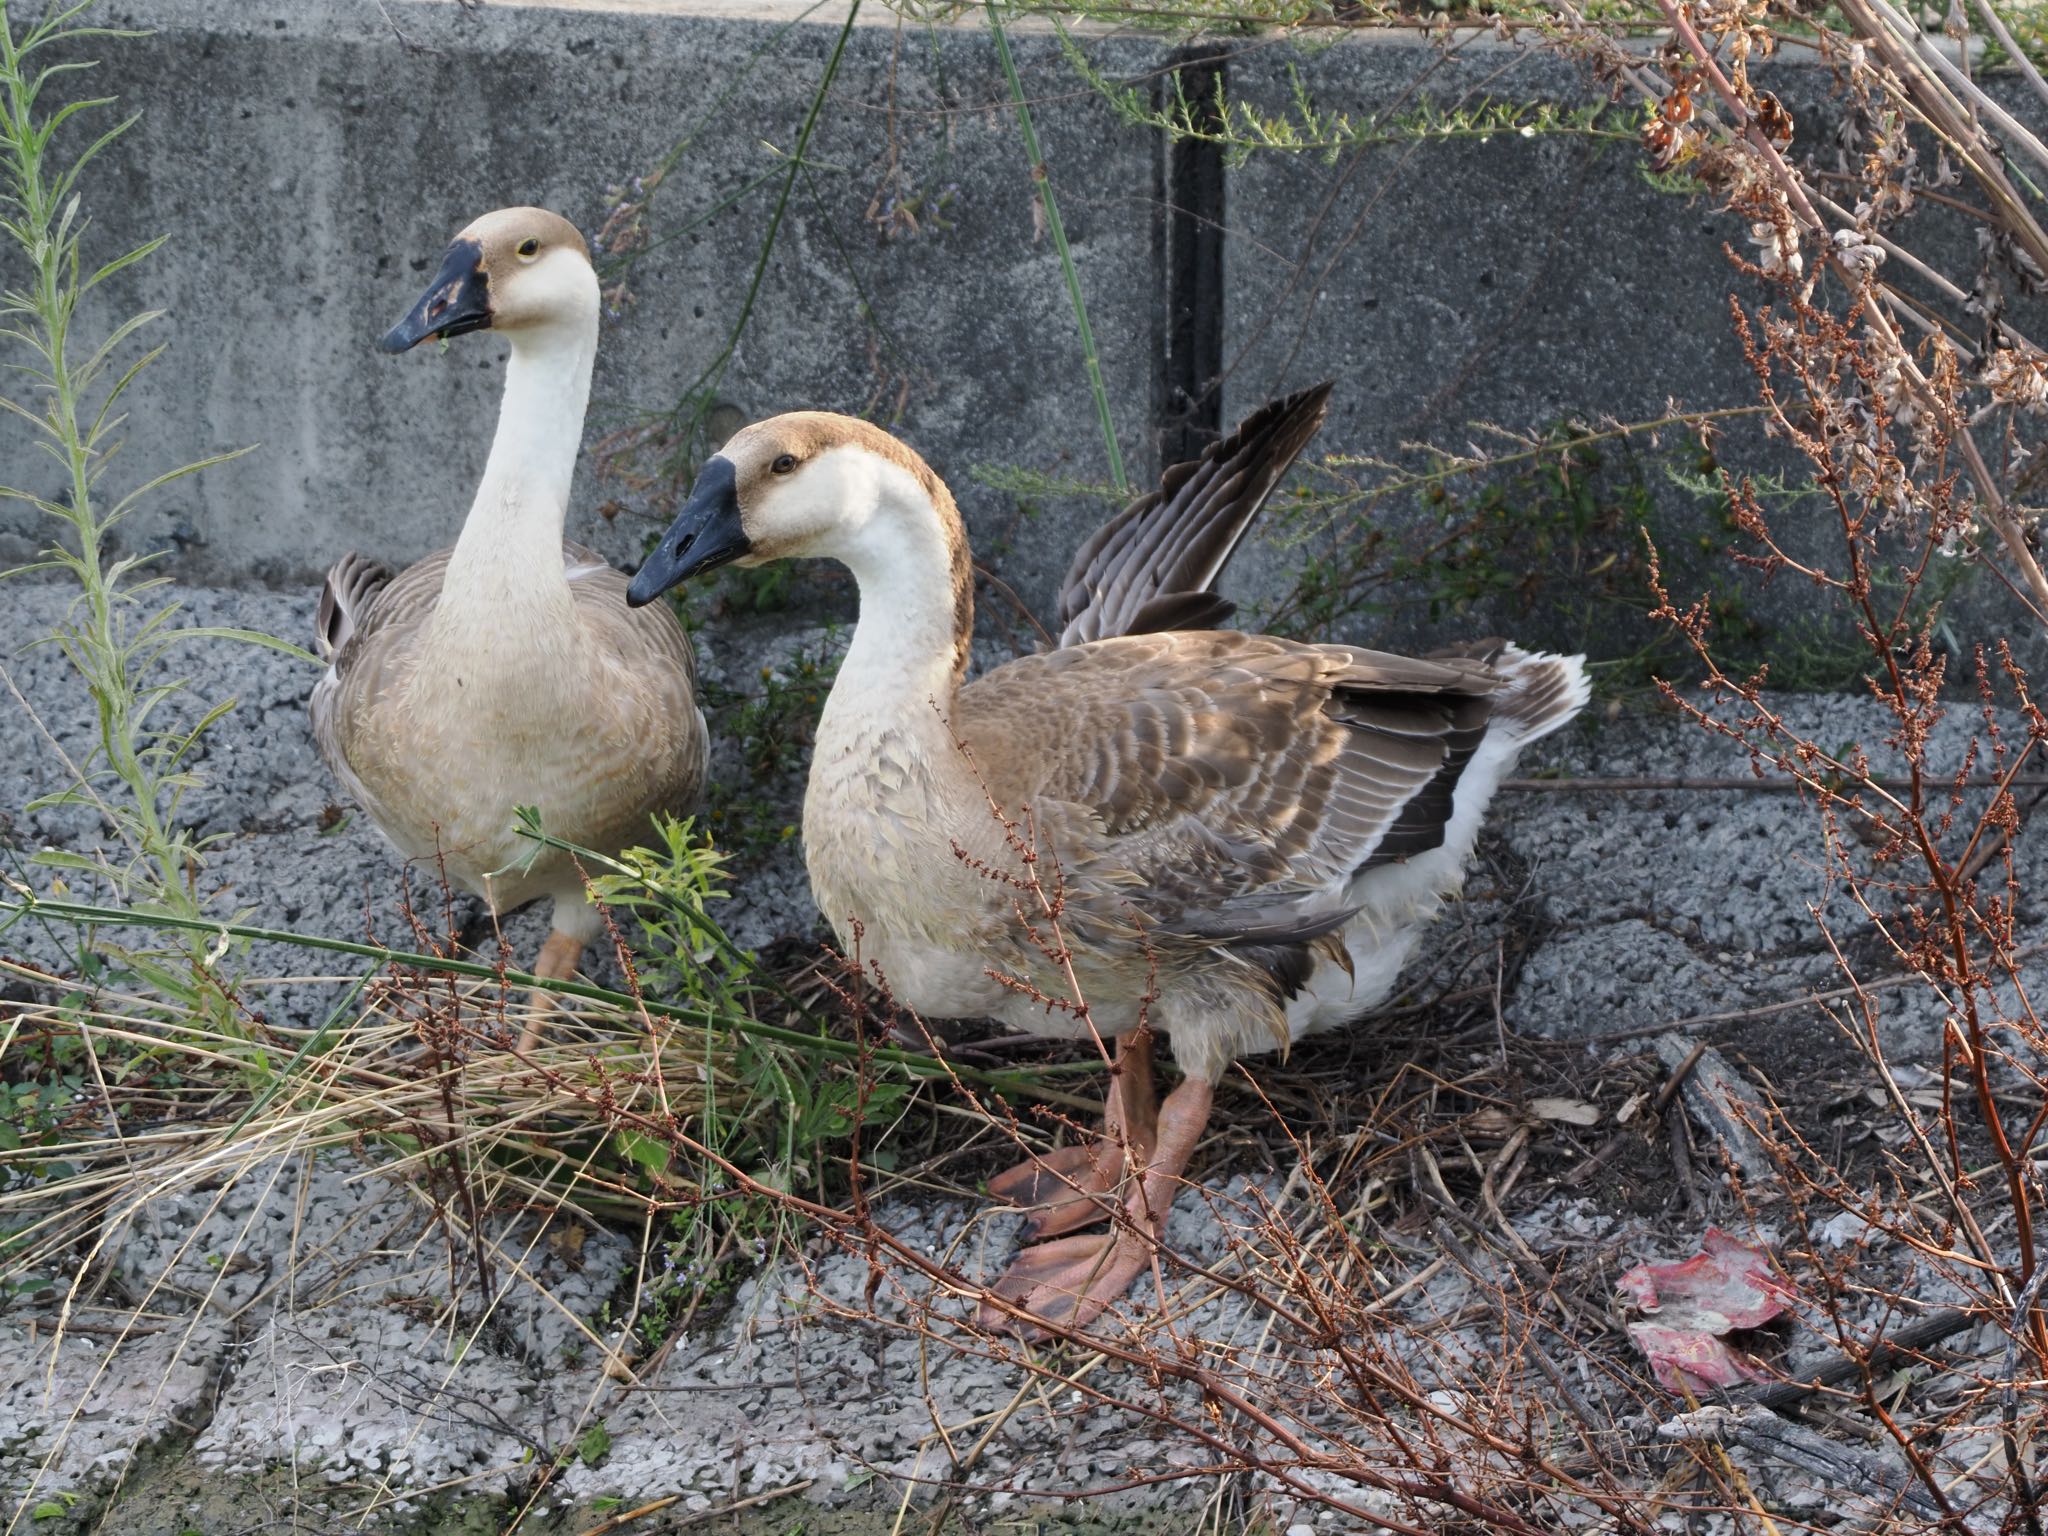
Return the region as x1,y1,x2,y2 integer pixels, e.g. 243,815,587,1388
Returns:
985,0,1129,498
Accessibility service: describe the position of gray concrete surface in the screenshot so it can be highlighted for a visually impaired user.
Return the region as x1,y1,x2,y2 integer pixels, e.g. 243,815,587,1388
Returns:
0,1,2038,660
1499,694,2048,1057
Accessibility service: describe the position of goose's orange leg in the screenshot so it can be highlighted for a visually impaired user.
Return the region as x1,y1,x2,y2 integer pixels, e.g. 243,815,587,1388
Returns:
978,1072,1213,1336
987,1031,1156,1239
516,929,585,1052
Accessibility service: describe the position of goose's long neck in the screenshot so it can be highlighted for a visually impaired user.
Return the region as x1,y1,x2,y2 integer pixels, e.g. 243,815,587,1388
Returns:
432,320,597,638
819,472,976,759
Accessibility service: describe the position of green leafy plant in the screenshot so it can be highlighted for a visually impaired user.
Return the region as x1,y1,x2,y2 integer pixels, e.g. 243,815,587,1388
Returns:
575,1420,612,1469
1058,39,1643,167
570,814,916,1329
591,4,866,498
702,639,840,856
1232,404,1953,694
0,0,304,1030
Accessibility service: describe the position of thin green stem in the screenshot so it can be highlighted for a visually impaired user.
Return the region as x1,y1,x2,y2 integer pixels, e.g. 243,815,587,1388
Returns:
986,0,1129,497
1288,404,1773,542
0,892,1103,1103
0,4,280,1039
667,0,863,468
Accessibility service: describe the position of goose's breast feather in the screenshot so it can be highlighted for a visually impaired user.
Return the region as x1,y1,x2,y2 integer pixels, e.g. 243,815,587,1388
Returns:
311,543,704,887
950,630,1502,943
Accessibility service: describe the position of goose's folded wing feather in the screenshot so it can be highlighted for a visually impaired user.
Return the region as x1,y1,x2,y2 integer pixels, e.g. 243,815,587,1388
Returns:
952,630,1500,946
314,552,396,662
564,548,705,817
311,549,451,795
1055,382,1332,648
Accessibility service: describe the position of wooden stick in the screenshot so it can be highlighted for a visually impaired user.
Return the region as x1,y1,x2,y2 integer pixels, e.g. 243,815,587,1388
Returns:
1740,1307,1980,1411
1657,1405,1993,1533
1654,1034,1772,1185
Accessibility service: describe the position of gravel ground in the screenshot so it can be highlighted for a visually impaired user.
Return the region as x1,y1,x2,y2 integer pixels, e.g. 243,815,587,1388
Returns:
3,578,2037,1533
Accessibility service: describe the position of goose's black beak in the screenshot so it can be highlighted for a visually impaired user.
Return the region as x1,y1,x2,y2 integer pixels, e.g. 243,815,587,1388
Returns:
628,458,750,606
380,238,491,353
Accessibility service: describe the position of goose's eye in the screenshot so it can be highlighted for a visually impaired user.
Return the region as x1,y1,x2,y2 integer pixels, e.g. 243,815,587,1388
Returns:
516,237,541,259
770,454,798,475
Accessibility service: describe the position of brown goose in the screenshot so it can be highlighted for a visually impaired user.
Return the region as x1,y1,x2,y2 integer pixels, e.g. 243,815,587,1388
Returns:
626,390,1586,1332
313,208,706,1050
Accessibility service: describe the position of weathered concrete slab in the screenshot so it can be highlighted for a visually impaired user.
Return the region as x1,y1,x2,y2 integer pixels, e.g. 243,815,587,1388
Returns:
0,1144,1348,1529
1495,691,2048,1058
1212,33,2048,662
2,0,1159,619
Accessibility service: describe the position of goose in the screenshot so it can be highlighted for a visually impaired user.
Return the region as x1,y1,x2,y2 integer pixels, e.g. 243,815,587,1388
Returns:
625,391,1588,1332
312,207,707,1051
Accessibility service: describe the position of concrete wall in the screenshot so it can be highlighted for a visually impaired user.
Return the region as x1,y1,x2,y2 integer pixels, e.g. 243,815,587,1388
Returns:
4,0,1162,615
1208,37,2044,662
3,0,2042,659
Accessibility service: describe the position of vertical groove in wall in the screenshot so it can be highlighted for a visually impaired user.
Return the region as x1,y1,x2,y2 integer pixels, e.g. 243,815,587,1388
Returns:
1156,45,1227,473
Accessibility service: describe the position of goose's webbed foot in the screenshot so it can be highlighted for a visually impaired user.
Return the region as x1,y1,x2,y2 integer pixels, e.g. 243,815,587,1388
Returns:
979,1071,1212,1337
986,1029,1156,1239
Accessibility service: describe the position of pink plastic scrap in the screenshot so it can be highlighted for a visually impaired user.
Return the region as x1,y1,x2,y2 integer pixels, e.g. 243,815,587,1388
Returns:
1618,1228,1795,1392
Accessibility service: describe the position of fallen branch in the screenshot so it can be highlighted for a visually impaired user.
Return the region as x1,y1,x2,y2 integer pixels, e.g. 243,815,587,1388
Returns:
1739,1306,1979,1411
1653,1035,1772,1187
1656,1406,1995,1533
1579,942,2048,1043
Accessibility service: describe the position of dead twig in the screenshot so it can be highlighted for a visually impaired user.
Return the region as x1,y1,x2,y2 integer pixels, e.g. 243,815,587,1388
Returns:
1739,1306,1979,1411
572,1479,814,1536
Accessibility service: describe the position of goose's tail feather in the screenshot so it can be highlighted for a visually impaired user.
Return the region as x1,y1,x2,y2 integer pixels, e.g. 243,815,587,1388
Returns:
1488,643,1591,746
1428,639,1591,748
1056,382,1333,648
316,552,394,663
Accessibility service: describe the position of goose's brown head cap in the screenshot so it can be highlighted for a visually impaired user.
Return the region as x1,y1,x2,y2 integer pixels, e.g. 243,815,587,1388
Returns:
628,412,975,678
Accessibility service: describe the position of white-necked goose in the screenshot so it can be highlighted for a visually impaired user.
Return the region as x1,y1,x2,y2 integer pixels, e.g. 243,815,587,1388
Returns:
313,207,707,1050
627,390,1586,1331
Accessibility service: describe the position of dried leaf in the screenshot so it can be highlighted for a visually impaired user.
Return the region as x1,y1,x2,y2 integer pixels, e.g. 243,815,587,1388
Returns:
1465,1107,1520,1139
1529,1096,1601,1127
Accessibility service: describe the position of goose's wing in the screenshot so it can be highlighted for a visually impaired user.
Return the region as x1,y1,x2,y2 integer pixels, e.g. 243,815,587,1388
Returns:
311,543,702,809
311,549,451,800
1054,383,1332,648
953,629,1502,946
315,552,396,662
564,544,707,821
314,543,696,684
